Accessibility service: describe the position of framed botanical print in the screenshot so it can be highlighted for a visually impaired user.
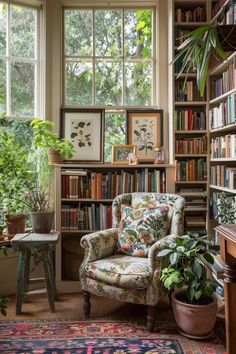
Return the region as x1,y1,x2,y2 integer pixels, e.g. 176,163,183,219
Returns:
126,109,163,162
60,108,105,162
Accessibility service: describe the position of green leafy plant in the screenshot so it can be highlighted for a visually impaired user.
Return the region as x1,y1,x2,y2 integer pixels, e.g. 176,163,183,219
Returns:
30,118,75,159
216,191,236,224
173,23,227,97
158,234,218,305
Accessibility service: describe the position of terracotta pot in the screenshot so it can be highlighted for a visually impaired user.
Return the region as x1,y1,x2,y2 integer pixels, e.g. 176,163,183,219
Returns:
6,214,26,235
171,291,218,339
30,211,54,233
47,149,63,165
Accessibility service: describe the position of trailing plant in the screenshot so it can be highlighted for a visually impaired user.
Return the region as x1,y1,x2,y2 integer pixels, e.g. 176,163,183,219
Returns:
173,23,228,97
216,191,236,224
158,234,218,305
30,119,75,159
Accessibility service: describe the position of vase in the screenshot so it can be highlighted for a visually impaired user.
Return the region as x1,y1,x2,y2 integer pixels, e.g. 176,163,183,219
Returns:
30,211,54,233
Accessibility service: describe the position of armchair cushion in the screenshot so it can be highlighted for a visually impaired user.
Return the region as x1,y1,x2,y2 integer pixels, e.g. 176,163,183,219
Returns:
85,254,150,290
117,204,169,257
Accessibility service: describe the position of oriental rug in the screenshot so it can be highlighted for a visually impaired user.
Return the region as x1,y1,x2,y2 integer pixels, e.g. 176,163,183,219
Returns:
0,319,226,354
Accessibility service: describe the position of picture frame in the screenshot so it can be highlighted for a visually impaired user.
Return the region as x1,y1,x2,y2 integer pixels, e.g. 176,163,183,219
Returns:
126,109,163,162
111,144,136,165
60,108,105,162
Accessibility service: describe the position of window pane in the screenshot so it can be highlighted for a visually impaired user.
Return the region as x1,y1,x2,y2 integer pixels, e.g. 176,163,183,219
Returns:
124,10,152,58
125,62,152,105
64,10,92,56
65,60,92,105
10,5,36,58
95,61,122,105
0,3,7,56
11,61,35,117
0,58,6,115
105,112,126,161
95,10,122,57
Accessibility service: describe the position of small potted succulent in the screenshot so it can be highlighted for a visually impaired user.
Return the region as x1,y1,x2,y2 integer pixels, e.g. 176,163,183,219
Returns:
158,234,219,339
30,118,75,164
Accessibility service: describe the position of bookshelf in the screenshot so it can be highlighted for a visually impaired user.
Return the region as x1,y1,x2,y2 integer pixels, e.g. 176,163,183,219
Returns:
53,163,172,293
172,0,209,234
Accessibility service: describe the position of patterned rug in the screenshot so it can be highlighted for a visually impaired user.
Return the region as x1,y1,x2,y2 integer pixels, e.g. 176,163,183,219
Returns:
0,318,226,354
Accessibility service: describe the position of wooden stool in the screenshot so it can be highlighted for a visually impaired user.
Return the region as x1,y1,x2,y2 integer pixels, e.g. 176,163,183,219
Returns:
11,231,60,315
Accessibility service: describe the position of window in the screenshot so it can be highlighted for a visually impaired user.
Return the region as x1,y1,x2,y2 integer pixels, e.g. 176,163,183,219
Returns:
0,2,40,118
63,8,155,161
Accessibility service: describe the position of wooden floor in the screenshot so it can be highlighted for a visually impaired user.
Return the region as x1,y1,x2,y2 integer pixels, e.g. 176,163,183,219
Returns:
2,292,145,321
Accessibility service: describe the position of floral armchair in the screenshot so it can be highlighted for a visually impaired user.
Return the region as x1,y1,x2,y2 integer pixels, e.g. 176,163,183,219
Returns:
80,192,185,331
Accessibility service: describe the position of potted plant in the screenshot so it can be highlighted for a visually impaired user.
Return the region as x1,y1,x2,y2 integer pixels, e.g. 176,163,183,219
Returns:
158,234,218,339
172,23,236,97
0,129,35,235
30,118,75,164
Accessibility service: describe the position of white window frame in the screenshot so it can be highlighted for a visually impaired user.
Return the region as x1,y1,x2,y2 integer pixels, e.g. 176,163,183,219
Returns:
0,1,42,120
63,6,157,110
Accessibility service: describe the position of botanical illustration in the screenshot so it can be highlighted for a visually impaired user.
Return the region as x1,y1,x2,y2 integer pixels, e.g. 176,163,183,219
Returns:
70,119,92,149
133,118,155,156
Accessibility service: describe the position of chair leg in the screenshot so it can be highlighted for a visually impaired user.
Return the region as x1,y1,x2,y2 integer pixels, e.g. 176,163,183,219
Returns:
83,291,91,319
147,305,156,332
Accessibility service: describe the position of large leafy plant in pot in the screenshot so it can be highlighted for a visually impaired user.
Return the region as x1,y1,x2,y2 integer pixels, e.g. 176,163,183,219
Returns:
158,234,219,339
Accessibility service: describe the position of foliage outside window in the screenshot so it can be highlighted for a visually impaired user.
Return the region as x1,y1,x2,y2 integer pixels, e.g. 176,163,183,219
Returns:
0,2,40,118
64,8,154,161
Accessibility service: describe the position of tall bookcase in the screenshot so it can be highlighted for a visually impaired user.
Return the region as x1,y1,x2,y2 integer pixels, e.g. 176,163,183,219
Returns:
54,163,172,292
171,0,210,234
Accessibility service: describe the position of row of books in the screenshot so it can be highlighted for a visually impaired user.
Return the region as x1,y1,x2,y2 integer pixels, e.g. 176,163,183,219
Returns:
211,0,228,18
210,165,236,189
185,216,206,227
175,80,204,102
175,6,206,22
218,2,236,24
175,158,207,181
61,169,166,199
210,92,236,130
175,28,191,46
174,109,206,131
211,62,236,98
61,203,112,231
175,136,207,155
211,134,236,158
184,196,207,209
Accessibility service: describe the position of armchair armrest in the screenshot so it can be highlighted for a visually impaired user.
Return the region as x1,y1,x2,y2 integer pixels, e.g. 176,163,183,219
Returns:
148,234,177,273
80,228,118,263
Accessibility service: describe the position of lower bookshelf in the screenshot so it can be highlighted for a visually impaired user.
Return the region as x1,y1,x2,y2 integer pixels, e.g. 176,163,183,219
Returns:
54,163,174,291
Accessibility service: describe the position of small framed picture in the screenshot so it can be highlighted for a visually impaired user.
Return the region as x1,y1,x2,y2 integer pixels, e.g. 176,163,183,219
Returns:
126,109,163,162
112,145,136,165
60,108,105,162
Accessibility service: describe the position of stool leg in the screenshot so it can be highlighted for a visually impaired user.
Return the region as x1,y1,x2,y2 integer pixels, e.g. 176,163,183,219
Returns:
47,249,58,300
41,250,55,313
23,250,31,303
16,250,27,315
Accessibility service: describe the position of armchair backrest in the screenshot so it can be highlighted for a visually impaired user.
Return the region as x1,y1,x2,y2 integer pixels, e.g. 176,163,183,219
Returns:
112,192,185,236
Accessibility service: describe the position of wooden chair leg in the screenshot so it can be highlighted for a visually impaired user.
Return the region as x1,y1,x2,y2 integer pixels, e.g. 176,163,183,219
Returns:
147,305,156,332
83,291,91,319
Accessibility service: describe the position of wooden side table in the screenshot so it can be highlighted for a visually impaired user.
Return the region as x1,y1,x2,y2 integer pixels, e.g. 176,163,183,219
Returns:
11,231,60,315
215,224,236,354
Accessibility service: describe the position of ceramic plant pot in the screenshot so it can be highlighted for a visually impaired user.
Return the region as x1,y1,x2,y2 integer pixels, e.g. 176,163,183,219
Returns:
30,211,54,233
171,291,218,339
6,214,26,235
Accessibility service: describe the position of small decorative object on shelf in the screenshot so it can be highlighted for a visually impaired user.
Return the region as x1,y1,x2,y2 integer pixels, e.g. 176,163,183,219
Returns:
111,144,136,165
128,152,138,165
154,146,165,164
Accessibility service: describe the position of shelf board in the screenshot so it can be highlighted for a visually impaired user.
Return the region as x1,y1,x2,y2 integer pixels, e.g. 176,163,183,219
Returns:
175,22,207,27
174,73,197,78
210,185,236,194
175,101,207,106
210,0,230,23
175,130,207,134
175,154,208,157
210,123,236,134
210,157,236,162
54,163,172,168
178,192,207,196
61,230,96,234
175,180,207,184
210,88,236,105
209,51,236,76
61,198,113,202
185,207,208,211
174,0,207,4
